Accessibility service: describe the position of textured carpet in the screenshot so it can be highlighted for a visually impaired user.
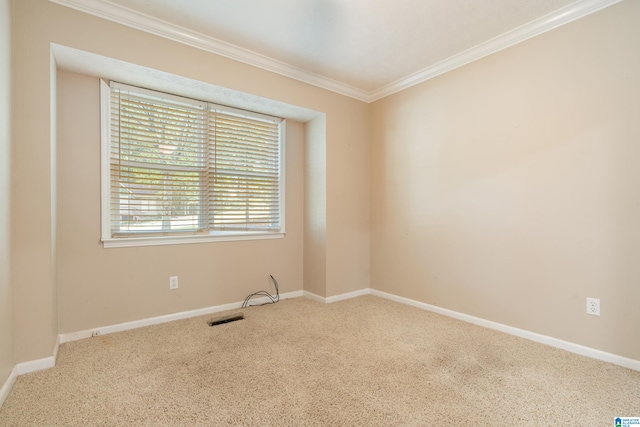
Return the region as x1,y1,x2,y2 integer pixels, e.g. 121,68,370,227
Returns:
1,295,638,426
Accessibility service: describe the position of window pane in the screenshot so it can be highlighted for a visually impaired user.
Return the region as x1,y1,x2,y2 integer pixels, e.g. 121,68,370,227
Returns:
113,166,205,235
117,95,206,168
209,111,281,231
210,172,280,230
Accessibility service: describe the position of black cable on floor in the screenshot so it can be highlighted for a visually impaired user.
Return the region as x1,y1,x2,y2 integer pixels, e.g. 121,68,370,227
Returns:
241,275,280,308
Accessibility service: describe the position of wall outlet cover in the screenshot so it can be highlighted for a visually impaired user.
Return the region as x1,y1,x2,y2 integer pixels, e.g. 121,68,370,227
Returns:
586,297,600,316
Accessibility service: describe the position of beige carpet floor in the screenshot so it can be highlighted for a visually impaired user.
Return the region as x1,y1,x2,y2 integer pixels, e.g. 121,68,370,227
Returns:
1,295,638,426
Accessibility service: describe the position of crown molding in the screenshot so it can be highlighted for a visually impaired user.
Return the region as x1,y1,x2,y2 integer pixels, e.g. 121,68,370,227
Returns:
369,0,624,102
50,0,622,104
48,0,370,102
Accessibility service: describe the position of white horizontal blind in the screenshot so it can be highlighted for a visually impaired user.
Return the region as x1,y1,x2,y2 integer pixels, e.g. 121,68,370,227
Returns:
108,82,282,238
210,111,281,230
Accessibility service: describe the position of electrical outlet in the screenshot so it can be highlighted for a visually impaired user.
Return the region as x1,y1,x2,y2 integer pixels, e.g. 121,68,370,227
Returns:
169,276,179,290
586,297,600,316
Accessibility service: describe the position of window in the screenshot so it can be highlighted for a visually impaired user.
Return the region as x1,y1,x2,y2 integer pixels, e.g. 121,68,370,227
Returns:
101,81,285,247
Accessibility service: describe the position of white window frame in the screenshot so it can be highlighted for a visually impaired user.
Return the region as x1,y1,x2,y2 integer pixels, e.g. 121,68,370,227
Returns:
100,80,286,248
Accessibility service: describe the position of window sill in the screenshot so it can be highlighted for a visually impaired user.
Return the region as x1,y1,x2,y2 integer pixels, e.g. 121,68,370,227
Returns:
102,231,285,248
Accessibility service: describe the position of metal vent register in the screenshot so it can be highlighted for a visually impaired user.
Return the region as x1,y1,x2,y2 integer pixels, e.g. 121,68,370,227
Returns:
207,314,244,326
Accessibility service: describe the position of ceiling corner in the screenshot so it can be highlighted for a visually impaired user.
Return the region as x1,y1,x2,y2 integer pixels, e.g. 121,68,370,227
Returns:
368,0,624,102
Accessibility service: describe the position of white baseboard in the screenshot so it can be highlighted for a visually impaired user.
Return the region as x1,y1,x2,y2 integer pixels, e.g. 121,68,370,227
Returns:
243,290,303,307
302,290,327,303
60,290,303,344
15,334,60,376
15,355,56,375
325,288,371,303
0,366,17,408
303,288,371,304
370,289,640,372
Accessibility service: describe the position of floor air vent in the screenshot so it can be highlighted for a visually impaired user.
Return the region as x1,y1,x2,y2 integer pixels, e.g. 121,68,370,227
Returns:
208,314,244,326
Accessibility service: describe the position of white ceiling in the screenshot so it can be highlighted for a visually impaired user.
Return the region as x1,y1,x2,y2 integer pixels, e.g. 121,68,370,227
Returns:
53,0,622,101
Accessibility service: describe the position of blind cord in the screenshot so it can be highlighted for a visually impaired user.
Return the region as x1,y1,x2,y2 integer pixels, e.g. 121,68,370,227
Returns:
241,275,280,308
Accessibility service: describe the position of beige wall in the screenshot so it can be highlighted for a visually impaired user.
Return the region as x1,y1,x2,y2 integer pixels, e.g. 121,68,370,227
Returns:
304,107,371,299
12,0,370,359
327,105,371,297
0,0,14,383
12,0,59,363
371,0,640,360
304,116,327,297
